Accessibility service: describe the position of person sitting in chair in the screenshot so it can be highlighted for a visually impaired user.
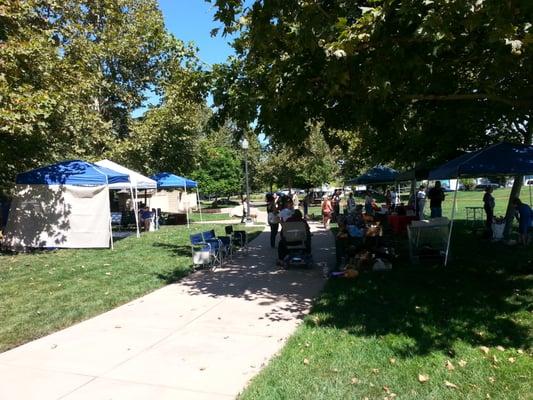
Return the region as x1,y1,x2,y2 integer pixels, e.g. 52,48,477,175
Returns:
277,210,311,265
139,205,152,232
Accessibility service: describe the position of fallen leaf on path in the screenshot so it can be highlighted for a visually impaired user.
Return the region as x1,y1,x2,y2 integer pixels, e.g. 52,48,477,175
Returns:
445,360,455,370
458,359,468,367
444,380,458,389
418,374,430,383
479,346,490,354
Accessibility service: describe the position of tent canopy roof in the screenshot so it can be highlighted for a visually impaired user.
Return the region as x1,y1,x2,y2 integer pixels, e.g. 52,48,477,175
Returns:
16,160,130,186
429,142,533,180
95,159,157,190
347,165,399,185
151,173,198,189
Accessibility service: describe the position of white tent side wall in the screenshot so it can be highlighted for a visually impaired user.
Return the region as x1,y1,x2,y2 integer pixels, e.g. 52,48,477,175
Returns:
4,184,111,249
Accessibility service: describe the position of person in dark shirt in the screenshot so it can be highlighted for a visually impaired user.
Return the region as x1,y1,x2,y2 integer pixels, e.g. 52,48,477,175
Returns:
483,187,495,237
513,197,532,245
427,181,445,218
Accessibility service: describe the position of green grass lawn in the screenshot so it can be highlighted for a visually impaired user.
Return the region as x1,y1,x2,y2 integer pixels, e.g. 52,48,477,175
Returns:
240,220,533,400
0,224,262,353
189,212,233,222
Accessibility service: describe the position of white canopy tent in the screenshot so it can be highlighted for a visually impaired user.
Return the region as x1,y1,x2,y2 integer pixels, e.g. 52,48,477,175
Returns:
4,160,131,250
95,159,158,237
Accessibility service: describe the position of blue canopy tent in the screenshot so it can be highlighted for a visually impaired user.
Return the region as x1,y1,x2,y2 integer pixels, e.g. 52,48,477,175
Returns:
346,166,399,185
428,142,533,265
6,160,131,250
151,173,202,226
16,160,130,186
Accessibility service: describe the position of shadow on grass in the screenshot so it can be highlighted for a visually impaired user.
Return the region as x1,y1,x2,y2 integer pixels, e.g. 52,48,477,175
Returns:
305,221,533,357
152,242,191,257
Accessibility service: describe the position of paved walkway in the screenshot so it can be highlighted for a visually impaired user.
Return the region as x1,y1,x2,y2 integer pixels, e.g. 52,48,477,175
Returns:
0,222,334,400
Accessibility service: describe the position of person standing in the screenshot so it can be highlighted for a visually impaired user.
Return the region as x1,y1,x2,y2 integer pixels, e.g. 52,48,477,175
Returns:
303,191,312,219
292,191,299,210
266,193,279,248
483,187,495,237
513,197,532,245
347,192,356,213
321,195,333,229
385,189,392,208
427,181,445,218
331,189,341,221
364,190,374,215
416,185,427,220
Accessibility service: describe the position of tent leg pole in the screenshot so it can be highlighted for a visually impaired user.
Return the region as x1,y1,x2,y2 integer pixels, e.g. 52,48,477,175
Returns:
444,179,459,266
130,184,140,238
185,187,189,228
107,184,114,250
197,188,203,222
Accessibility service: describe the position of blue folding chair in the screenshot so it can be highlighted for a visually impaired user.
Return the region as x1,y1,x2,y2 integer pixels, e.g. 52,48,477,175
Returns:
190,233,214,270
202,230,230,265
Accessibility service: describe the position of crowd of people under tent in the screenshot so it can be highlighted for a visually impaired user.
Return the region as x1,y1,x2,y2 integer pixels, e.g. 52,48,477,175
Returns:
265,183,533,267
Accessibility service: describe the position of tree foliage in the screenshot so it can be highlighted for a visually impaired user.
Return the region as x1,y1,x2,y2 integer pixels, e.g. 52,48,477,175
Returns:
191,144,243,198
259,126,340,189
0,0,203,194
209,0,532,166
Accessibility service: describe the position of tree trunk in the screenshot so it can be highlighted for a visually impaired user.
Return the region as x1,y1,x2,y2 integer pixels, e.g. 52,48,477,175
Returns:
503,178,523,237
503,120,532,237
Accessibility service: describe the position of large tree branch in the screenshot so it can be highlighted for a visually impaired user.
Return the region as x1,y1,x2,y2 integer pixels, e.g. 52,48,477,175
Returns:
406,93,531,109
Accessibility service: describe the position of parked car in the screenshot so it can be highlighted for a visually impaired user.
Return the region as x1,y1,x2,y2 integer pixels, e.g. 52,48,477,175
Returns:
527,180,533,185
475,182,500,190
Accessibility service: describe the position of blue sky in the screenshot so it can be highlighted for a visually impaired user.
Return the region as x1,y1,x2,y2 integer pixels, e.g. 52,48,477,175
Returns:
158,0,236,67
133,1,236,115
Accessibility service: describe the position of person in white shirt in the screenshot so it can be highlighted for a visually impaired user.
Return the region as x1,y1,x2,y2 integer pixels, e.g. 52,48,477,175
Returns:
279,197,295,222
416,185,426,220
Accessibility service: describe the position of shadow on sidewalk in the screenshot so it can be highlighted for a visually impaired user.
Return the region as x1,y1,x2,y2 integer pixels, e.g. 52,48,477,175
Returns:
176,227,335,322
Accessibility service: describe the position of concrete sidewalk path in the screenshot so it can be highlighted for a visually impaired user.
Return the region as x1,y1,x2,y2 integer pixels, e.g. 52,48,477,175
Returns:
0,222,335,400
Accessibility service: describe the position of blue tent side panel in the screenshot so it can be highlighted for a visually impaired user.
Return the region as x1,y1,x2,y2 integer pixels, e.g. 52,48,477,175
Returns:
151,173,197,189
348,166,399,185
429,143,533,179
16,160,130,186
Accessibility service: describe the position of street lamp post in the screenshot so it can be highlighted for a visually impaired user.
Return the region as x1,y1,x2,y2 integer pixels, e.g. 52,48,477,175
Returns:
241,138,252,225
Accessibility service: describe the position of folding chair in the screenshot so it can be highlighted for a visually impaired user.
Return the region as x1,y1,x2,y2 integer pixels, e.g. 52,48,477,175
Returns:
190,233,215,270
225,225,248,253
202,230,227,268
